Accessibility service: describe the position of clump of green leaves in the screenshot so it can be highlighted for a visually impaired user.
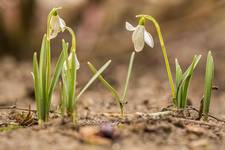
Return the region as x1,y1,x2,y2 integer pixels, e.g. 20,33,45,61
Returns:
32,8,111,124
60,43,111,123
202,51,214,120
33,36,67,124
175,55,201,108
130,14,215,118
32,8,67,123
87,52,135,117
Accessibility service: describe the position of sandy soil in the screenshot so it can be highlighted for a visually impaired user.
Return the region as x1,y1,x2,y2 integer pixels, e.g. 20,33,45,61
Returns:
0,55,225,150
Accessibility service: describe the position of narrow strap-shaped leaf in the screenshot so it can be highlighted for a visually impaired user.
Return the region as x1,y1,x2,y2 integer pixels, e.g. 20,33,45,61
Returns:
87,62,121,105
32,52,41,119
39,35,47,97
181,55,201,108
76,60,111,100
62,46,69,96
121,52,135,102
45,39,51,94
61,48,69,110
68,51,77,113
176,55,201,108
182,55,201,107
183,55,201,77
175,59,183,88
47,40,68,108
175,59,183,106
38,35,48,120
203,51,214,120
39,34,47,72
59,81,67,116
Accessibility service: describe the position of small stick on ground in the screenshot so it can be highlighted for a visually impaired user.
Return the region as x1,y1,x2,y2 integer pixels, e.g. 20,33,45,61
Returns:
0,105,37,112
188,106,225,123
0,104,55,113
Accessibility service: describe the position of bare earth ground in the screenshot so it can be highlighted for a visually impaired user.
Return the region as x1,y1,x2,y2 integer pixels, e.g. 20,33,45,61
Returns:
0,55,225,150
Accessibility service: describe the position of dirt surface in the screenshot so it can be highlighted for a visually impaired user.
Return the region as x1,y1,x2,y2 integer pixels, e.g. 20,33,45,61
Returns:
0,55,225,150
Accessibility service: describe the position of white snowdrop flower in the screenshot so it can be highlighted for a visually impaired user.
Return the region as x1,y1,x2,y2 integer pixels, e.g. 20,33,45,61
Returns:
63,53,80,71
126,21,154,52
49,14,66,39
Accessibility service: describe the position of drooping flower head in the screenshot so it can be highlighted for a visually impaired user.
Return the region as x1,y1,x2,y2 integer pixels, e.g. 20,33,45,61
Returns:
47,8,66,40
126,17,154,52
63,53,80,71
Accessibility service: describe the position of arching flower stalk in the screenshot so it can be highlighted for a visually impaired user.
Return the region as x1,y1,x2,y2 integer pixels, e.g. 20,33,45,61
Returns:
132,15,176,103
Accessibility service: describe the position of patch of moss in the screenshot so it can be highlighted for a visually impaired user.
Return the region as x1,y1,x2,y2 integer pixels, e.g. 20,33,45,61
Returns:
0,124,21,132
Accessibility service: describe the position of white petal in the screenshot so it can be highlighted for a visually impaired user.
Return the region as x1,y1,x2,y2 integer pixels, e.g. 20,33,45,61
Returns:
144,30,154,48
132,25,145,52
58,16,66,32
125,22,136,31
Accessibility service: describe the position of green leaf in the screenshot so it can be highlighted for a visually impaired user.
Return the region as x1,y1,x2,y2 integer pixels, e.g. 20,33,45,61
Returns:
175,59,183,106
203,51,214,120
67,51,77,113
76,60,111,100
47,40,68,110
32,52,43,119
175,55,201,108
87,62,121,105
183,55,201,78
45,39,51,94
121,52,135,103
39,35,47,101
39,34,47,73
175,59,183,88
181,55,201,107
59,81,67,116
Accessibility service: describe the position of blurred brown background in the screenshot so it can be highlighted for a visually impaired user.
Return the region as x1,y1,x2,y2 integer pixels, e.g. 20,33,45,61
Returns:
1,2,225,148
0,0,225,60
1,0,225,114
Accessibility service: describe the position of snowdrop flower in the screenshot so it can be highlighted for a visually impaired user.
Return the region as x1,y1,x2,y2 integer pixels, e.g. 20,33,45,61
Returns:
48,11,66,40
125,19,154,52
63,53,80,71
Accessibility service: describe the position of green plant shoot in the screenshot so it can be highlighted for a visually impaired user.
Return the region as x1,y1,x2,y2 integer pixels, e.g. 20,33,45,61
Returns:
203,51,214,120
87,52,135,117
175,55,201,108
60,58,111,123
32,8,67,124
60,26,112,123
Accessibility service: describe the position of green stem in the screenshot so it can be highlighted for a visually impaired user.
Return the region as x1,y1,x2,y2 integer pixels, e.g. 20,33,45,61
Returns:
120,103,125,118
137,15,176,100
65,27,77,53
121,52,135,102
87,62,124,116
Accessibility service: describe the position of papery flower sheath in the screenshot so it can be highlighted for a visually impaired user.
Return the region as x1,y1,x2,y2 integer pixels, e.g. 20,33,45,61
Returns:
49,14,66,39
63,53,80,71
